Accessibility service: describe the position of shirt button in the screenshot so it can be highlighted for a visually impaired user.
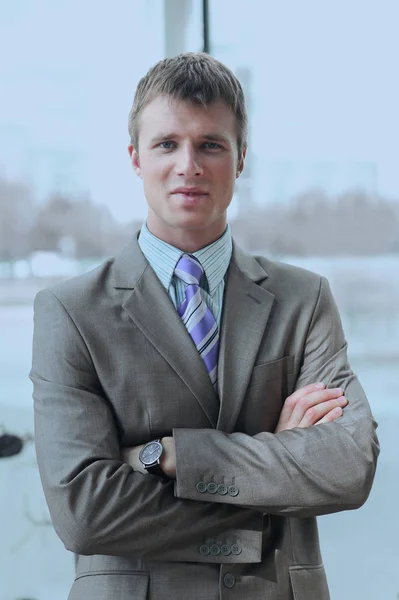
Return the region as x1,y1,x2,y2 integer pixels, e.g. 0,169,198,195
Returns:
228,485,239,497
223,573,236,588
231,543,242,555
210,544,221,556
217,484,228,495
207,482,218,494
196,481,207,493
199,544,210,556
220,544,231,556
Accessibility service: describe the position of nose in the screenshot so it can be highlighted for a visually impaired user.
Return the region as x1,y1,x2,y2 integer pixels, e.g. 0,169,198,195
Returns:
174,145,203,177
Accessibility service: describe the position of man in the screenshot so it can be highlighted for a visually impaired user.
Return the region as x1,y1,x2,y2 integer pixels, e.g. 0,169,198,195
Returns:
30,53,379,600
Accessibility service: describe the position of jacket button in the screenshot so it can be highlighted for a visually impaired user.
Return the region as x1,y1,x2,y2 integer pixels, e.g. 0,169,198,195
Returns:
223,573,236,588
220,544,231,556
231,543,242,555
207,482,218,494
196,481,207,493
217,484,228,495
210,544,221,556
199,544,210,556
228,485,239,497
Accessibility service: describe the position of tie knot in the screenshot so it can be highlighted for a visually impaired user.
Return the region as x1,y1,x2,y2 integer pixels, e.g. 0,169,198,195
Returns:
175,254,204,286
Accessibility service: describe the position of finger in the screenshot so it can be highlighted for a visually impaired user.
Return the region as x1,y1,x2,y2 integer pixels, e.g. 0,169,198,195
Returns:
299,396,347,427
286,382,326,406
314,406,344,425
276,383,326,432
290,388,344,425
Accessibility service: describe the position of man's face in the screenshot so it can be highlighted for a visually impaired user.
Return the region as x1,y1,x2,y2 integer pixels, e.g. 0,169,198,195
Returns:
128,95,246,249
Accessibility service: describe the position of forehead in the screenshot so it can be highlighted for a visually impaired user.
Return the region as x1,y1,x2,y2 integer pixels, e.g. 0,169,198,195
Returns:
138,95,237,142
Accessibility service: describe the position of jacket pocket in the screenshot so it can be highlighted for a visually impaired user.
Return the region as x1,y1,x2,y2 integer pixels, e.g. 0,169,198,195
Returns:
289,564,330,600
68,570,149,600
248,355,294,388
236,356,295,434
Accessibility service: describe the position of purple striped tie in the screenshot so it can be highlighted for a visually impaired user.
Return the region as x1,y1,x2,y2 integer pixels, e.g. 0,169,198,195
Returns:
175,254,219,388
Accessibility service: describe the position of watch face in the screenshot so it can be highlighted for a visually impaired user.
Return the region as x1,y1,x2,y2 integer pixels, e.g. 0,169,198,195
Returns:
140,441,162,466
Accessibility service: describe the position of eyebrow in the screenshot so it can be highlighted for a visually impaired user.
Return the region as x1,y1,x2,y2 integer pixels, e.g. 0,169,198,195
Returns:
202,133,231,144
150,133,231,145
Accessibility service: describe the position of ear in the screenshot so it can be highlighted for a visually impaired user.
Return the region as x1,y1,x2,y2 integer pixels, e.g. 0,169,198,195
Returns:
128,144,142,178
236,145,247,177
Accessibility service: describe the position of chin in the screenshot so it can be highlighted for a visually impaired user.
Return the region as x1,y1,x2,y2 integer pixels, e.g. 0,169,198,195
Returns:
172,214,217,231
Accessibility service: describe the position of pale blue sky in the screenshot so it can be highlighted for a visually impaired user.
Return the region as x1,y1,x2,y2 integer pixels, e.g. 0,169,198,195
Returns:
1,0,398,222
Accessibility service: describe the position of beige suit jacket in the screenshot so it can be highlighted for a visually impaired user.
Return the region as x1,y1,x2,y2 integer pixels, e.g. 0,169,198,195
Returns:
30,235,379,600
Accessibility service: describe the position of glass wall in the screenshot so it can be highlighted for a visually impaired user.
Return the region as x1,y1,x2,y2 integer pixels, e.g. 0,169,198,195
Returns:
1,2,166,598
209,3,399,599
1,1,398,598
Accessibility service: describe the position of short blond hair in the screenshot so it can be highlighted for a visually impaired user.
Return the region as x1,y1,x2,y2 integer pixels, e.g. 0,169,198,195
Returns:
128,52,248,157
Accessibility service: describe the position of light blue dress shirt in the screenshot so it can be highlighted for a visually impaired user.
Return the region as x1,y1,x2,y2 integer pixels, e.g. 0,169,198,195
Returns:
138,222,232,328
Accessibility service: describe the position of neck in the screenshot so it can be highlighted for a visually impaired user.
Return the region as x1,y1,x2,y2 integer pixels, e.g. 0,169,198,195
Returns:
146,219,227,253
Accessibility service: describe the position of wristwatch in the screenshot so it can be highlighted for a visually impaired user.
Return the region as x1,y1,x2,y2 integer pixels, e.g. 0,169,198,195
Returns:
139,439,167,479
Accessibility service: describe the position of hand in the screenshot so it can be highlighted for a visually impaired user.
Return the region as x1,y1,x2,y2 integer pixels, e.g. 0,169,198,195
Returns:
275,382,348,433
159,437,176,479
121,445,146,474
121,437,177,479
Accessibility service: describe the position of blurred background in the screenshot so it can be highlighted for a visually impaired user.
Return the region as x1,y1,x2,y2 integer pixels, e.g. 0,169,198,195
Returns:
0,1,398,599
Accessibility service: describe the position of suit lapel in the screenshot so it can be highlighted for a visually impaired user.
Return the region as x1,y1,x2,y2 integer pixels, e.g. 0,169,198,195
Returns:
217,244,275,432
112,236,219,428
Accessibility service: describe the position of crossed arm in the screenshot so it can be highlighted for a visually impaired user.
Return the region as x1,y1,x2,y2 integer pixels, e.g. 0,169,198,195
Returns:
31,280,379,561
123,383,349,478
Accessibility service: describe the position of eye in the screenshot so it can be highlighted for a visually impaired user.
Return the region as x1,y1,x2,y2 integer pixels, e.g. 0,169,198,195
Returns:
159,141,176,149
203,141,222,149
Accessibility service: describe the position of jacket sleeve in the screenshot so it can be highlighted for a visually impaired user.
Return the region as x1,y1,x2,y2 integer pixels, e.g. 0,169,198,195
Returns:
173,276,380,517
31,289,263,562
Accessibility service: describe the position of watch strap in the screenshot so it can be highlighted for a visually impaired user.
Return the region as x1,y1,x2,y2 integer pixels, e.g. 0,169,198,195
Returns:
146,462,167,479
140,439,169,481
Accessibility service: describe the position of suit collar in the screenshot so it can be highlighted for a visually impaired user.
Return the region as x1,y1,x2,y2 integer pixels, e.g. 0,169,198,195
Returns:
111,229,237,292
216,243,275,431
111,235,274,432
138,222,233,296
111,231,146,289
230,241,269,283
112,233,219,427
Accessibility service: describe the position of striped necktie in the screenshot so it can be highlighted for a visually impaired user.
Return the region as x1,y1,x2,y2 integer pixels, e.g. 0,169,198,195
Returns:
175,254,219,388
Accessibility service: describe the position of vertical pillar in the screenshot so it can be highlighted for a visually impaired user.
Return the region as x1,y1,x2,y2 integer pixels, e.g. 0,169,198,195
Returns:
164,0,194,58
235,66,254,214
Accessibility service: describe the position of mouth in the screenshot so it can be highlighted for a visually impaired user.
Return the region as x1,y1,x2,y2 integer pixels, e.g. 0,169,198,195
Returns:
171,190,209,206
171,188,208,197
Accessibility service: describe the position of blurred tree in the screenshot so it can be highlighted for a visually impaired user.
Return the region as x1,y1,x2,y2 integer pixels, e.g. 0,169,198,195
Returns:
231,189,399,257
29,193,136,259
0,177,36,273
2,176,398,263
334,191,399,254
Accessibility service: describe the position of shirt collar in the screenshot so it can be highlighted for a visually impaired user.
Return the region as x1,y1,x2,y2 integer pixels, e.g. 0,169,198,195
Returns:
138,222,232,295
